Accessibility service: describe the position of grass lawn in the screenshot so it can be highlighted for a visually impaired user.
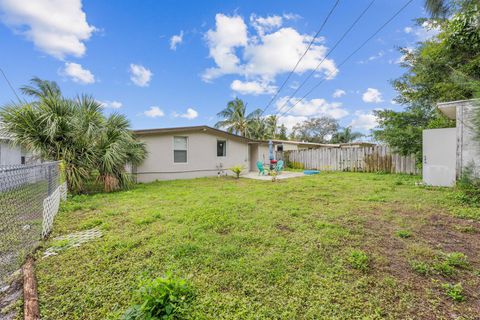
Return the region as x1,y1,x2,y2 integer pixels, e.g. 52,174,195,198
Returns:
35,172,480,319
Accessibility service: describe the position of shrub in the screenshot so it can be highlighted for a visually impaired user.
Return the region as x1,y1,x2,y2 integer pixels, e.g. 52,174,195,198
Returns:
456,164,480,207
442,283,465,302
229,165,244,179
289,161,305,170
348,250,369,272
123,274,194,320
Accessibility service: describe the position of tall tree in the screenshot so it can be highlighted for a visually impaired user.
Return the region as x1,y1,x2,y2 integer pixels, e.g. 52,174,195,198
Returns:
291,117,339,143
215,98,262,137
330,127,364,144
278,124,288,140
374,1,479,163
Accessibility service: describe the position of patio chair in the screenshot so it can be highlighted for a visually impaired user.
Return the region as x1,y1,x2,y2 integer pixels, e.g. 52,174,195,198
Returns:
275,160,284,174
256,161,266,175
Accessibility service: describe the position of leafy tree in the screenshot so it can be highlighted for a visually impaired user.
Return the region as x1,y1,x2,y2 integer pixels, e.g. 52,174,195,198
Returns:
330,127,364,144
265,115,279,139
278,124,288,140
374,1,478,163
0,78,146,193
373,105,452,163
291,117,339,143
215,98,262,138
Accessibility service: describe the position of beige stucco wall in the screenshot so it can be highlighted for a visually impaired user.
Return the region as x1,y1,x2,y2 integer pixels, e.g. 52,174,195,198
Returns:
135,131,249,182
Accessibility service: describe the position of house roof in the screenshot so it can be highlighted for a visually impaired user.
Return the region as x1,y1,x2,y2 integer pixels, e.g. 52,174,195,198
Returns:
133,125,252,142
264,139,340,148
133,125,377,148
437,99,479,120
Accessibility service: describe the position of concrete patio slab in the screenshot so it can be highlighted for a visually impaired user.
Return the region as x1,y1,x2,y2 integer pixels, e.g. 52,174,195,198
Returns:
242,171,305,180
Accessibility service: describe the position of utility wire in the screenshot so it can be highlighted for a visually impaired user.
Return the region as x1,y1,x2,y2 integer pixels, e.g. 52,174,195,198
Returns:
277,0,415,120
0,67,21,102
275,0,376,116
260,0,340,116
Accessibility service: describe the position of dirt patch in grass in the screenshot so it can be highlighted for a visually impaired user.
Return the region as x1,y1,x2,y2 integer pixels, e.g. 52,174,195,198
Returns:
360,207,480,318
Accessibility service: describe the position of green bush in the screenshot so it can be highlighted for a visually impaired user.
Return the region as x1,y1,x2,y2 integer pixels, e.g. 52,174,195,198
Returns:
348,250,369,272
289,161,305,170
442,283,465,302
123,274,194,320
456,165,480,207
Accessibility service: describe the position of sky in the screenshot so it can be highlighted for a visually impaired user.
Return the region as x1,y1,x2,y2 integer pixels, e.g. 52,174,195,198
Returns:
0,0,439,135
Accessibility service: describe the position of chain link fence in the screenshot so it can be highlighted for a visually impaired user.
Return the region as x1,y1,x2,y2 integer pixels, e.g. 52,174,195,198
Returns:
0,161,66,288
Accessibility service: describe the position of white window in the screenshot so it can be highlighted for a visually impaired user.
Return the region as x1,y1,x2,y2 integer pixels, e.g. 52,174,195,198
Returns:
173,136,188,163
217,140,226,157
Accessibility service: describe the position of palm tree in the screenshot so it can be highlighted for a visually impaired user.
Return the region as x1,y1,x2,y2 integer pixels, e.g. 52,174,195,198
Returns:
215,98,262,137
330,127,364,144
424,0,449,18
0,78,146,193
265,115,279,139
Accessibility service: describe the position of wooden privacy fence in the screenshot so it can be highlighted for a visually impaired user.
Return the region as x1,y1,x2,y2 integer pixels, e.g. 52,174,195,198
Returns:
277,145,419,174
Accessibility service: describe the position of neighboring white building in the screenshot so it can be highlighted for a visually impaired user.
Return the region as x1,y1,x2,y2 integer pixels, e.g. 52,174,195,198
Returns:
0,126,30,165
423,99,479,186
133,125,352,182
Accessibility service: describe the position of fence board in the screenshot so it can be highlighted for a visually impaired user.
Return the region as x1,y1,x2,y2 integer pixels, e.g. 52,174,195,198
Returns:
279,146,418,174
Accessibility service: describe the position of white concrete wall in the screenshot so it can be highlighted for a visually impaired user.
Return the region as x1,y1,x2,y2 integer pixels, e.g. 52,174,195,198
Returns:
135,132,249,182
0,141,22,165
457,101,480,177
423,128,457,186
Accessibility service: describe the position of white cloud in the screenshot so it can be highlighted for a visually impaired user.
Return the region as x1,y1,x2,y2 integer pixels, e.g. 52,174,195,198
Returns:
173,108,198,120
61,62,95,84
275,96,348,120
362,88,383,103
230,79,275,95
277,114,308,131
0,0,96,59
203,13,337,85
250,14,283,36
404,21,440,41
144,106,164,118
129,64,152,87
349,111,378,131
332,89,346,98
170,31,183,50
243,27,337,80
99,100,122,109
203,14,248,81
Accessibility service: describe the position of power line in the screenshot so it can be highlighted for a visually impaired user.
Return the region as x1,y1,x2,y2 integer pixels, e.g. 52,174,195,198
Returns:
277,0,415,120
0,67,21,102
260,0,340,116
275,0,376,117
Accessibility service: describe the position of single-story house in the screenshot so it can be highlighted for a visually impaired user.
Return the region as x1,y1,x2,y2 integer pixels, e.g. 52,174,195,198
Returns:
0,124,31,165
423,99,479,186
133,125,357,182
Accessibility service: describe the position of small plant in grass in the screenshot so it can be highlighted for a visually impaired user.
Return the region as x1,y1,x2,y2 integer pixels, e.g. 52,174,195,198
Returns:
229,165,244,179
442,283,465,302
396,230,412,238
410,260,431,275
445,252,469,269
123,274,194,320
348,250,369,272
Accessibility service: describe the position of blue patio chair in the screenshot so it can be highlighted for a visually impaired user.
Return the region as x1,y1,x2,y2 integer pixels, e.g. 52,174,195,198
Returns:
275,160,284,174
256,161,266,175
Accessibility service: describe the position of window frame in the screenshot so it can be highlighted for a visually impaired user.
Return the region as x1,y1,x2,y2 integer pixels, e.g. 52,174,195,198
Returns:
173,136,188,164
217,139,227,157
